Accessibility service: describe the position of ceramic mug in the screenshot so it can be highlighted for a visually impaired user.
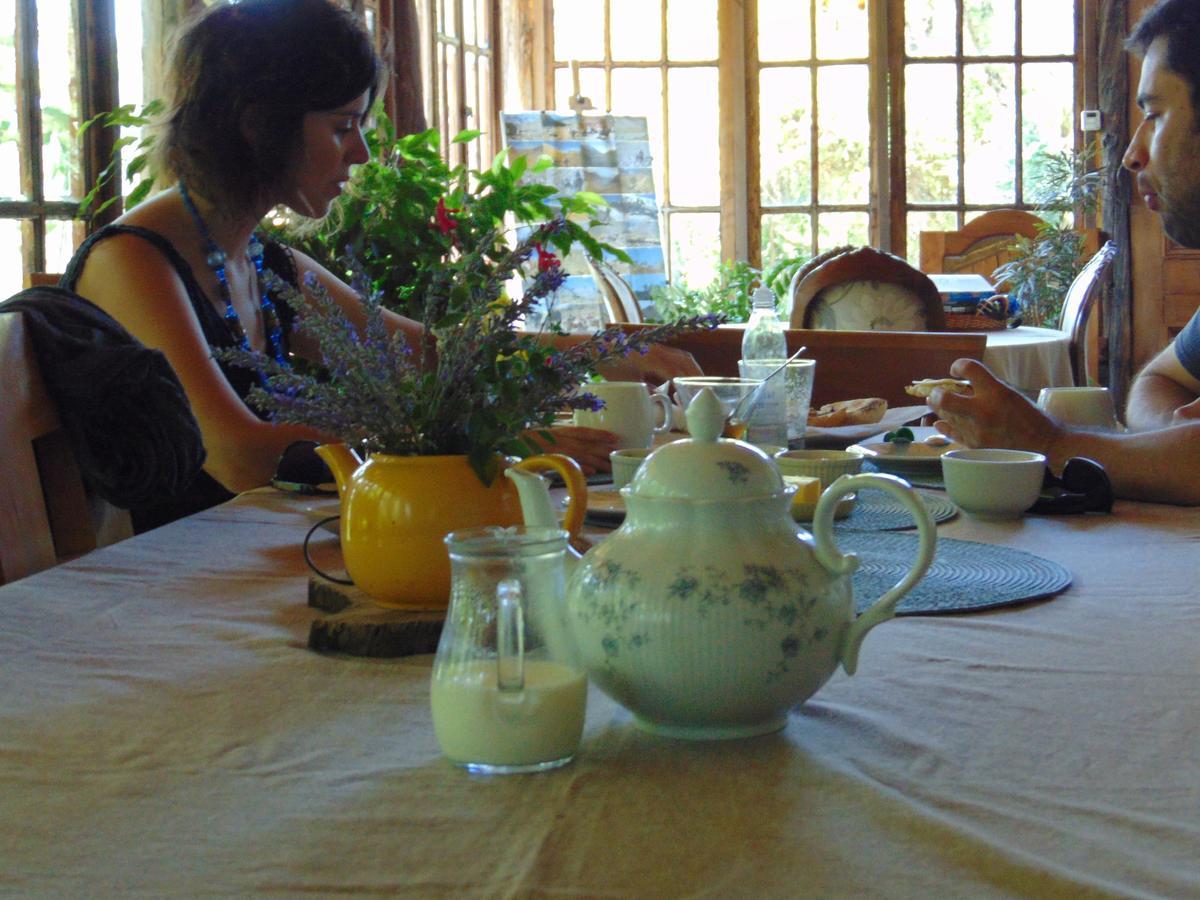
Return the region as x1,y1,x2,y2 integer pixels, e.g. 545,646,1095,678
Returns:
941,448,1047,520
1036,387,1120,431
610,447,654,489
574,381,671,449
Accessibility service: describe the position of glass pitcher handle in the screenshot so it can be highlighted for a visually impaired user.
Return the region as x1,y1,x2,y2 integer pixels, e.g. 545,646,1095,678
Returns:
496,578,525,692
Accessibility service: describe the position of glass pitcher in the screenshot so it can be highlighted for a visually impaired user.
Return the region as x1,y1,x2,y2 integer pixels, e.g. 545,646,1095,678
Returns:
432,526,586,774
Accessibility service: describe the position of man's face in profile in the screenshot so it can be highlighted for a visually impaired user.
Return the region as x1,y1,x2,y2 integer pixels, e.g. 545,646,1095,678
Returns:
1124,36,1200,248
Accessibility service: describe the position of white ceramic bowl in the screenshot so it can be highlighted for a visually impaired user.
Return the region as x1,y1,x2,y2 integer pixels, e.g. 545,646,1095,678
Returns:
941,449,1047,521
773,448,865,488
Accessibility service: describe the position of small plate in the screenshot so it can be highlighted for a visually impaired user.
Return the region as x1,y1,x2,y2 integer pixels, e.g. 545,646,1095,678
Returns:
792,495,856,523
849,433,961,475
578,487,626,527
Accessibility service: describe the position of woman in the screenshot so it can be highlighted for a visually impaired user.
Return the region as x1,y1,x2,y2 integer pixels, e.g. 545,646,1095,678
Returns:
65,0,697,530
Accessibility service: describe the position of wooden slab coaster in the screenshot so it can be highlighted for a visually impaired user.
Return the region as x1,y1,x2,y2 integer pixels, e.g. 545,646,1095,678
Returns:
307,576,445,657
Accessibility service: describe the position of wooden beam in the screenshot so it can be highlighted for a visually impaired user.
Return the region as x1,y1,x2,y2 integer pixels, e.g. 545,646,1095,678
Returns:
1098,0,1131,407
79,0,121,229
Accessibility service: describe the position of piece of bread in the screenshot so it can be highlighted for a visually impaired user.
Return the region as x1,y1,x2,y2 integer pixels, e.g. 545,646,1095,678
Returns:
904,378,972,399
807,397,888,428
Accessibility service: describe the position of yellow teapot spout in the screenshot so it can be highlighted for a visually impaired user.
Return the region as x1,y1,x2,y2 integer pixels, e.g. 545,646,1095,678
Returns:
314,443,363,496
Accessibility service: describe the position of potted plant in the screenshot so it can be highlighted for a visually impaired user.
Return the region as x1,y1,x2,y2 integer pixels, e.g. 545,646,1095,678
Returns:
991,142,1102,327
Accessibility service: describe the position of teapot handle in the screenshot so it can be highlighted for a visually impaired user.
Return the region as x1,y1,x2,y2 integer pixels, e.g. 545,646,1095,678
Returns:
810,472,936,675
510,454,587,543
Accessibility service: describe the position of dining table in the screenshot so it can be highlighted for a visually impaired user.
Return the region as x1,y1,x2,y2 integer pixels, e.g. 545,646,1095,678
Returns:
3,481,1199,897
981,325,1076,394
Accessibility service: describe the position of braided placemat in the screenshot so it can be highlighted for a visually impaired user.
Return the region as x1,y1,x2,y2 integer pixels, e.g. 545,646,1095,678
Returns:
834,489,956,532
840,531,1072,616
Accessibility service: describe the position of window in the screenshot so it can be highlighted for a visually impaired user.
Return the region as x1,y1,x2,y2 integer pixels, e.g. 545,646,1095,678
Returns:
414,0,500,171
536,0,1081,286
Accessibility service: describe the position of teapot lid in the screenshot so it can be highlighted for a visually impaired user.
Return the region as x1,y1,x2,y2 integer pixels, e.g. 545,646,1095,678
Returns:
627,387,784,500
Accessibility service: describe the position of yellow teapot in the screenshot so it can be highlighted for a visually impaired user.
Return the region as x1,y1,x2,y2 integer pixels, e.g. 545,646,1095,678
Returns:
315,445,587,609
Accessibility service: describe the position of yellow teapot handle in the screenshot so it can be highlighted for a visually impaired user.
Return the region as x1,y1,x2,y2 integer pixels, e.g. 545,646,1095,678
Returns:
510,454,587,542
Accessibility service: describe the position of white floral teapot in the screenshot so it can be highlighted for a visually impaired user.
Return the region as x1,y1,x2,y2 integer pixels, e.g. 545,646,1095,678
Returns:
506,387,936,740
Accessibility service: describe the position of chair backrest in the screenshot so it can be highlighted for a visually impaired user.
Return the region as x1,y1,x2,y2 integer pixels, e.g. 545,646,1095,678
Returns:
588,258,643,324
24,273,63,289
621,323,986,409
788,246,945,331
1058,241,1117,386
918,209,1045,286
0,313,132,584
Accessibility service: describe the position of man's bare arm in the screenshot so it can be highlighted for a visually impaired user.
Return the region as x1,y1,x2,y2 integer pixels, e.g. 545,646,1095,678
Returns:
1125,342,1200,430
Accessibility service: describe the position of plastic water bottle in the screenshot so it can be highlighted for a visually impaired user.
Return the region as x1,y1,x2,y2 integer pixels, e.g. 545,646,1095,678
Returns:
739,286,789,447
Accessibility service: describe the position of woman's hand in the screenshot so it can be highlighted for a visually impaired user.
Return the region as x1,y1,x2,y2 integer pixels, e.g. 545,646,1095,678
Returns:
522,425,620,475
597,343,702,386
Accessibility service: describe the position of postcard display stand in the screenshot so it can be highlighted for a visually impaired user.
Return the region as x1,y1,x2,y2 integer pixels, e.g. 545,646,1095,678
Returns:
501,112,666,330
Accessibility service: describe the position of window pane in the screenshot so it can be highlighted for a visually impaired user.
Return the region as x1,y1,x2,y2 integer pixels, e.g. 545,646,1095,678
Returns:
666,67,718,205
964,0,1014,56
612,0,661,61
816,65,869,204
553,0,604,60
1,0,18,201
667,211,719,286
759,0,811,62
666,0,717,62
0,220,20,296
816,211,870,252
762,212,813,267
759,67,811,207
38,0,80,200
816,0,867,59
611,68,665,197
905,63,958,203
463,0,477,45
1021,61,1073,174
44,218,75,274
555,65,605,112
906,0,956,57
964,63,1016,204
1022,0,1073,56
905,209,958,265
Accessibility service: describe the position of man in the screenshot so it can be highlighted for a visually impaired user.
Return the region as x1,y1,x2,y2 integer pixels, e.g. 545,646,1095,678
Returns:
930,0,1200,505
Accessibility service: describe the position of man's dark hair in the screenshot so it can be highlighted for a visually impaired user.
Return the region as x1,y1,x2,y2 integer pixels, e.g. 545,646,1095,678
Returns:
156,0,384,217
1127,0,1200,120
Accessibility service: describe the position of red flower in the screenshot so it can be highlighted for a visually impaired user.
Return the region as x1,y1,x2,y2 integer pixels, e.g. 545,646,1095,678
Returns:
434,197,459,236
534,242,559,272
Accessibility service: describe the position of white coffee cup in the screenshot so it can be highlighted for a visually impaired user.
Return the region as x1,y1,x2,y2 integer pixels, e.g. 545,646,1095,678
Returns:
941,448,1047,520
610,447,654,489
574,381,671,449
1036,387,1120,431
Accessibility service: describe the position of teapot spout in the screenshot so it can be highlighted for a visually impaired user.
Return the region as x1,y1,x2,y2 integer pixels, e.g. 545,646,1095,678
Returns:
314,443,363,496
504,464,588,561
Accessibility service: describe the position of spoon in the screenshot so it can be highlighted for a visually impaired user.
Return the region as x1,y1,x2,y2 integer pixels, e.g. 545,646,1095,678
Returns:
729,345,808,424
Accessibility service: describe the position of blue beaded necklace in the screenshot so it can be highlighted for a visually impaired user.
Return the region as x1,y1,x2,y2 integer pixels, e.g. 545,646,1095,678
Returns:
178,182,289,372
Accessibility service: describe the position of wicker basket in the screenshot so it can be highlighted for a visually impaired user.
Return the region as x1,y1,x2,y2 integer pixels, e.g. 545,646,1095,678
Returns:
942,313,1007,332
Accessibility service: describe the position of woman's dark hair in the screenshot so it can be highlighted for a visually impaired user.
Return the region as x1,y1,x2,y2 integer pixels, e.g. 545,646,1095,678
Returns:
1127,0,1200,125
157,0,383,214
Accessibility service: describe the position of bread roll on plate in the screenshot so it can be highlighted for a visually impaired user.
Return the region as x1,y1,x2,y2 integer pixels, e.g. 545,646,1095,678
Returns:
807,397,888,428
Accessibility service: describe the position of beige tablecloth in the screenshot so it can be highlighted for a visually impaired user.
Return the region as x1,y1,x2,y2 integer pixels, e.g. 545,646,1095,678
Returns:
2,489,1199,896
983,326,1075,393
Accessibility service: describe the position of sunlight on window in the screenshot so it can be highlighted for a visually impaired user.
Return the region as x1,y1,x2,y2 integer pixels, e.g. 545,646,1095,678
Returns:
612,0,661,60
1,0,18,200
905,210,957,265
758,0,811,62
1022,0,1074,55
815,0,867,59
964,0,1014,55
759,68,812,207
964,63,1016,204
666,67,719,206
667,212,720,286
115,0,147,198
817,211,869,251
761,212,812,267
666,0,717,61
553,0,604,60
38,0,79,201
1022,62,1074,166
906,0,956,57
816,65,869,204
905,64,957,204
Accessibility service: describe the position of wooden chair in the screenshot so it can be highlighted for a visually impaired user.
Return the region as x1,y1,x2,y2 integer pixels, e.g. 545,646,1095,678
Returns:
788,246,945,331
23,273,63,289
919,210,1045,285
0,313,132,584
621,324,986,409
587,258,643,324
1058,241,1117,387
